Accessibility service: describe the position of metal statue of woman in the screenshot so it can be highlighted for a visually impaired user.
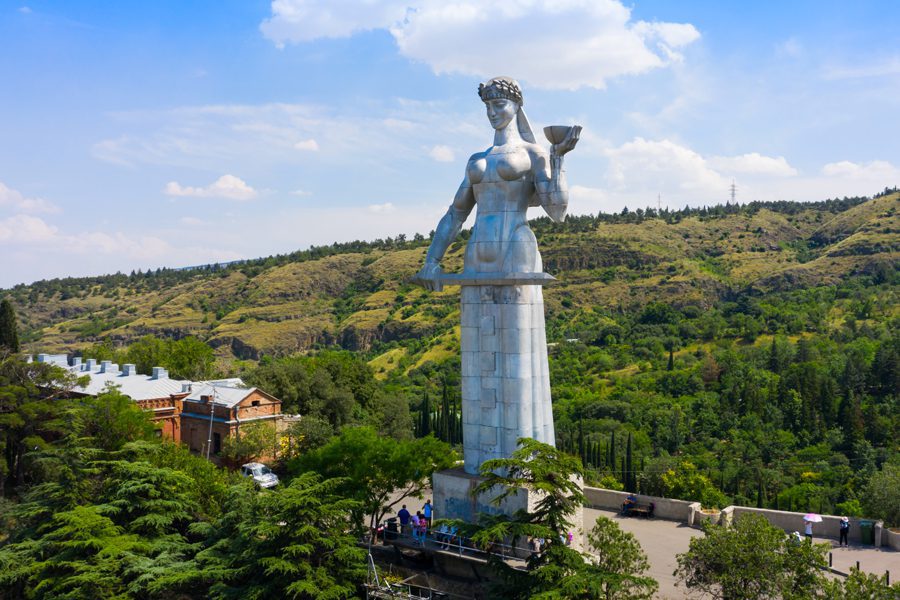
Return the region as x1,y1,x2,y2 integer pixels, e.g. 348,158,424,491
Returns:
415,77,581,474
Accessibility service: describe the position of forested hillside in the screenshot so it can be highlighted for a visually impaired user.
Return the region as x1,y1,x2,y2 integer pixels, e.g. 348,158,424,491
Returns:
3,191,898,519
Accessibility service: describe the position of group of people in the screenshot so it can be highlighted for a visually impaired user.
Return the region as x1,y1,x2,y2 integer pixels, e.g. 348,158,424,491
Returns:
793,516,851,547
397,500,433,545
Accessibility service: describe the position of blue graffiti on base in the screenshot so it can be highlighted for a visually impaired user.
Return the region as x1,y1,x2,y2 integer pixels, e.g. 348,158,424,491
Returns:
443,496,507,522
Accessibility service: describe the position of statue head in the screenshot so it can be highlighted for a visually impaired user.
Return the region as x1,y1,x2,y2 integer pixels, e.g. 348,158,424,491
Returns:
478,77,523,106
477,76,536,143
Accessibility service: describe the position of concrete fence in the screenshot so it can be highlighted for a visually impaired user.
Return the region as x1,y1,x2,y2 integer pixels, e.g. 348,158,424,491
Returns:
726,507,883,546
583,486,702,526
885,529,900,551
582,487,888,547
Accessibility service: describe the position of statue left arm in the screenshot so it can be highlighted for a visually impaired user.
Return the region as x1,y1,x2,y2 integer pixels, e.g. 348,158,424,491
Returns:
533,126,582,222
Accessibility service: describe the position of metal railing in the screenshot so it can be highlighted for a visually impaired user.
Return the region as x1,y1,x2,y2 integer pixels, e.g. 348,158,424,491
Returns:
380,523,550,561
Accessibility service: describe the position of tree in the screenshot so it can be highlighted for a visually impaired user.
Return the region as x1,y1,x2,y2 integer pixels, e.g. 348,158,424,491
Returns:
862,463,900,527
675,513,828,599
466,438,586,599
0,298,19,353
0,354,79,492
580,516,658,599
293,426,456,535
819,568,900,599
176,473,367,599
72,385,159,451
221,421,278,467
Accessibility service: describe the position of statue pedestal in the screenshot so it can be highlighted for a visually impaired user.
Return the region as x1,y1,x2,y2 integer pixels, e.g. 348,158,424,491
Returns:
432,466,584,552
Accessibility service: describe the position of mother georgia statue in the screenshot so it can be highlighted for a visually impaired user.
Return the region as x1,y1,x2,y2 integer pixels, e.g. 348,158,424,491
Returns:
415,77,581,475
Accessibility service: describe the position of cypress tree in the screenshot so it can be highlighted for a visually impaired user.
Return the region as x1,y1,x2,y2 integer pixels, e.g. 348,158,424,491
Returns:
440,379,450,443
626,432,634,492
419,391,431,437
609,431,617,478
667,348,674,371
0,298,19,353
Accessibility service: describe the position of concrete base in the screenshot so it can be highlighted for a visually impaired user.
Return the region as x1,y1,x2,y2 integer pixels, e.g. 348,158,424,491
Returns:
432,466,584,552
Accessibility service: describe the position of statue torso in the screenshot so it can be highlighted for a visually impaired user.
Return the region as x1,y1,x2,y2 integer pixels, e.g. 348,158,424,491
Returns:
465,144,540,273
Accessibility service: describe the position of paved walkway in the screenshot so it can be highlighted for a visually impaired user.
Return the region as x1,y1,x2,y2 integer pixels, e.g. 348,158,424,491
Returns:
583,508,701,599
583,508,899,599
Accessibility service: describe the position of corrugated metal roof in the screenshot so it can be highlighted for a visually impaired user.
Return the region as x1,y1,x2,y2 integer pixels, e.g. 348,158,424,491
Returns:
39,355,250,403
71,366,189,401
184,383,255,408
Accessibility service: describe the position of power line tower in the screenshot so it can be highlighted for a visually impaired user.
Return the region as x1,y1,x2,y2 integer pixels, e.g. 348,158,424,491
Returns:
730,179,737,204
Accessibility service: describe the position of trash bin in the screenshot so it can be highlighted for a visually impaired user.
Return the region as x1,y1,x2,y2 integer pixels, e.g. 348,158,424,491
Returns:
385,517,398,542
859,520,874,545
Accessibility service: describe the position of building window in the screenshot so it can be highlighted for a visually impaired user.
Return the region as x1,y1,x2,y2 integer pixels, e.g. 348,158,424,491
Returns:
251,400,260,407
213,432,222,454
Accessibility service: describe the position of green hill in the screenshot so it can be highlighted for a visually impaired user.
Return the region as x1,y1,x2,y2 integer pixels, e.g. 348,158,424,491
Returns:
4,193,898,369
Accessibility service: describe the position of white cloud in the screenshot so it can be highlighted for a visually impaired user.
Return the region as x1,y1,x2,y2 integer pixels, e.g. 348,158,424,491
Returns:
822,57,900,80
709,153,798,177
428,145,455,162
368,202,396,213
261,0,700,90
179,216,205,226
18,6,31,14
164,174,258,201
606,137,728,198
291,189,312,196
260,0,409,45
822,160,899,180
597,139,846,208
0,214,58,243
0,181,60,214
294,138,319,151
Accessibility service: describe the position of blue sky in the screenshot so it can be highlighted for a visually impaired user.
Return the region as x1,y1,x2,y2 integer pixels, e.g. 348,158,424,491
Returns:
1,0,898,287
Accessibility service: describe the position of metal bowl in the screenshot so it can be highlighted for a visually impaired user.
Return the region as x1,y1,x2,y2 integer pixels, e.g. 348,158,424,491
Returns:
543,125,573,145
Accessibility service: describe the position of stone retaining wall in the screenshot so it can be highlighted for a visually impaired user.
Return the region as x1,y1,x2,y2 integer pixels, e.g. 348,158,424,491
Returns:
583,487,887,546
583,486,701,525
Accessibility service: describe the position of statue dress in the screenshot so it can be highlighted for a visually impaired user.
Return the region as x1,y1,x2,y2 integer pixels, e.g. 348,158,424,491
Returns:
416,77,581,475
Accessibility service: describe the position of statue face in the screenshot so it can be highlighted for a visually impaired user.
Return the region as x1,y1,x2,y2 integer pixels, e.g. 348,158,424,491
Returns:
485,98,518,131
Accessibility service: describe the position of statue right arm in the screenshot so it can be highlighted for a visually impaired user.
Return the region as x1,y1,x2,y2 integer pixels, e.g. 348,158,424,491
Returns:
417,175,475,291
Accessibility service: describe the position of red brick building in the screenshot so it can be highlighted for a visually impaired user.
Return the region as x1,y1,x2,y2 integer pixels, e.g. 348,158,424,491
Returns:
33,354,284,459
180,384,282,458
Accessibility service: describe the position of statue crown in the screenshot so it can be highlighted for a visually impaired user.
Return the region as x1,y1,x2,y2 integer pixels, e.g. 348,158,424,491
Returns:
478,78,523,106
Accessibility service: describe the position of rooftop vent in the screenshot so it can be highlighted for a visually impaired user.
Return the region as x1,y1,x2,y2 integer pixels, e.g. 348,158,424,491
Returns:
37,354,50,363
181,383,193,393
85,358,97,371
72,357,83,369
122,364,137,376
151,367,168,380
100,360,116,373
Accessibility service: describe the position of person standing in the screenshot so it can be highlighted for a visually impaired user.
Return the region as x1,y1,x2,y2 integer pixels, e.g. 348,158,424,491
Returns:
415,511,427,544
423,499,433,528
398,505,411,538
839,517,850,547
410,512,421,544
804,520,813,542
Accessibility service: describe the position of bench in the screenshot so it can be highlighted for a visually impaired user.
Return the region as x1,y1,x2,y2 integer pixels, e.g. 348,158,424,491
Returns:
623,503,654,518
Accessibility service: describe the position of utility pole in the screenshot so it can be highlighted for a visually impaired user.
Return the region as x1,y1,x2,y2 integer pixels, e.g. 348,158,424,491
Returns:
730,179,737,204
206,387,216,460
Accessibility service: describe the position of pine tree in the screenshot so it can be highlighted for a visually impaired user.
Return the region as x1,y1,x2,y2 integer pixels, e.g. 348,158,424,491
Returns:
0,298,20,353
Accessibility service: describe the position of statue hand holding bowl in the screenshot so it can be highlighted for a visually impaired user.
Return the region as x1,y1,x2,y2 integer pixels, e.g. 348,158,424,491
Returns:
414,77,581,289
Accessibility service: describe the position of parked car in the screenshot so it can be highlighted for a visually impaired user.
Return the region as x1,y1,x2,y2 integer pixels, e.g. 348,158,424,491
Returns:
241,462,279,489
